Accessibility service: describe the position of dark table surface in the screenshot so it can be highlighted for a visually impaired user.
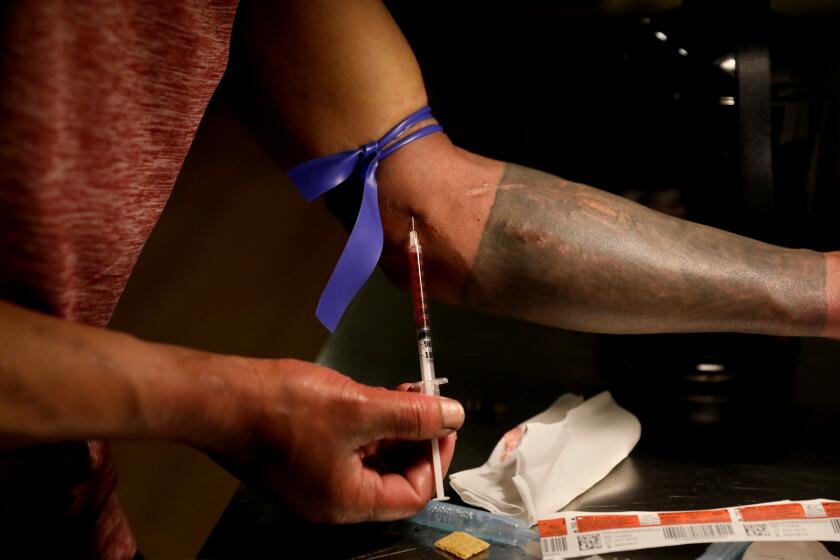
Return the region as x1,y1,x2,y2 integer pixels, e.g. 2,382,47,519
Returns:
200,421,840,559
200,272,840,559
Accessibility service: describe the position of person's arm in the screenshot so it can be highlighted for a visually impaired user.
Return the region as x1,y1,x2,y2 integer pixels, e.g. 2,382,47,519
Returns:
235,0,839,339
382,146,838,337
0,300,463,522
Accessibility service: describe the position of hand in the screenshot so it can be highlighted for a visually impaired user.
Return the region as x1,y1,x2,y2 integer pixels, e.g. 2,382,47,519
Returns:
208,358,463,523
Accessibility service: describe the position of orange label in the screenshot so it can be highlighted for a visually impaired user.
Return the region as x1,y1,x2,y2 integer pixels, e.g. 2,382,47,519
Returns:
824,502,840,518
574,509,731,533
739,503,805,522
539,518,568,538
659,509,732,526
576,514,641,533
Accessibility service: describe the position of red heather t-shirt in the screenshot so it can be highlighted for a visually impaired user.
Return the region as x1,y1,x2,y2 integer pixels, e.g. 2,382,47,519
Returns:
0,1,238,557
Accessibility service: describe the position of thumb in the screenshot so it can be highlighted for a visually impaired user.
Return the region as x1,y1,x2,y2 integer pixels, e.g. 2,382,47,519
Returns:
363,388,464,440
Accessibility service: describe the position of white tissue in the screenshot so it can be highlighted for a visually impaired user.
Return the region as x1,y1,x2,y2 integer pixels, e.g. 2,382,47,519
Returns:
449,391,641,525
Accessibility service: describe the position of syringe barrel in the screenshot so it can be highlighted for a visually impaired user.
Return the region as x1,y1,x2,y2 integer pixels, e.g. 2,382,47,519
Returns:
409,232,437,385
409,238,430,334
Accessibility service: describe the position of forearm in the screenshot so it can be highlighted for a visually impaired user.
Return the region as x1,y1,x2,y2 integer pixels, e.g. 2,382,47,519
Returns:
0,300,244,447
465,164,827,335
377,140,838,337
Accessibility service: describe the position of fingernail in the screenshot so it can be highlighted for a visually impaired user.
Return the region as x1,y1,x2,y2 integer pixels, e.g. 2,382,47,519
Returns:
440,398,465,430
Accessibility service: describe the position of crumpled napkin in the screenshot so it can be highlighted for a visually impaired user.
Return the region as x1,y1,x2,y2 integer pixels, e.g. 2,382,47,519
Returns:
449,391,641,525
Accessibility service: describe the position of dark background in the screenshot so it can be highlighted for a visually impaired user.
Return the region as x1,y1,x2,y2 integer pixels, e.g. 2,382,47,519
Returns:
389,1,840,248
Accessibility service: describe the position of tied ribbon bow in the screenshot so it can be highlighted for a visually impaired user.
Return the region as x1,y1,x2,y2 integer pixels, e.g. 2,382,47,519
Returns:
287,106,443,332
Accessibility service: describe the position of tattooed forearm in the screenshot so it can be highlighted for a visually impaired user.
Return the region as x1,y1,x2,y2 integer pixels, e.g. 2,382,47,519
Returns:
462,163,827,336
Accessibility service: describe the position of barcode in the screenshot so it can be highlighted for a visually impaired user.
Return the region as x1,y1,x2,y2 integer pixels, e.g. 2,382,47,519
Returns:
744,523,770,537
662,523,734,540
578,533,603,551
541,536,568,555
831,518,840,534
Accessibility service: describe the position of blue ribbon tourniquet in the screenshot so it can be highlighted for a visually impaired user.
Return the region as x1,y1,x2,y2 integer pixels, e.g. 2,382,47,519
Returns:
287,106,443,332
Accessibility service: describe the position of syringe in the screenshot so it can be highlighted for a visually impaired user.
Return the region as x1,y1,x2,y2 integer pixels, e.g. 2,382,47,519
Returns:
409,217,449,502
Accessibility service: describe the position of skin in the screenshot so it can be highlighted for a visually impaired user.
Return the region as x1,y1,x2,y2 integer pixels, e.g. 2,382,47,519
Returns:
232,0,429,163
461,164,826,335
2,0,838,533
0,300,462,523
826,252,840,338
